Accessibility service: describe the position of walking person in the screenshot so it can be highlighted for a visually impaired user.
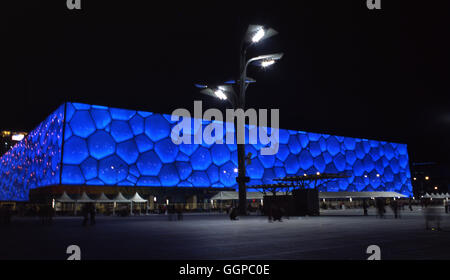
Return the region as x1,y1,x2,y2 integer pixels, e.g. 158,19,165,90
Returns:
82,204,88,226
391,200,399,219
363,199,368,216
425,206,442,231
89,203,96,225
229,207,238,220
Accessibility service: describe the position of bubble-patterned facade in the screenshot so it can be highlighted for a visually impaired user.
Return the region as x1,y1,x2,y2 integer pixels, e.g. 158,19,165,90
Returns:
0,104,64,201
0,102,413,201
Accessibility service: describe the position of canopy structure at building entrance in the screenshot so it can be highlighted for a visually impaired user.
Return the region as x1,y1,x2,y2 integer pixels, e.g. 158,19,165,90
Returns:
210,191,407,201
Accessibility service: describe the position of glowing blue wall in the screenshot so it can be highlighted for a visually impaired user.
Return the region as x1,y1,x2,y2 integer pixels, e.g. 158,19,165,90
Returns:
0,102,413,201
0,104,64,200
61,102,412,195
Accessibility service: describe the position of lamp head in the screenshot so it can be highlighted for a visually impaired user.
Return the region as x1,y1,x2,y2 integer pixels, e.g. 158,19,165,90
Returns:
245,25,278,44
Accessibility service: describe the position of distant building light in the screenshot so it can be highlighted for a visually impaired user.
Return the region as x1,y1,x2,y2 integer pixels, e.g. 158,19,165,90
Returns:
11,134,25,141
413,177,417,181
425,176,430,180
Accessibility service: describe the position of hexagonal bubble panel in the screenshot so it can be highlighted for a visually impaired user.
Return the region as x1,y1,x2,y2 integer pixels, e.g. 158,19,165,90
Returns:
137,176,160,186
129,114,144,135
117,140,139,165
219,161,238,187
179,142,199,156
313,156,326,173
207,164,219,183
323,152,333,165
63,136,89,164
326,136,341,156
276,145,290,162
262,169,276,184
288,136,301,155
298,133,309,148
135,134,153,153
88,131,116,160
111,120,134,142
72,103,91,110
91,108,111,129
343,137,356,150
247,158,264,179
110,107,136,121
190,171,210,187
158,164,180,186
278,129,290,144
136,151,163,176
155,138,179,163
176,162,192,180
69,111,96,138
210,144,230,166
259,154,275,169
190,146,212,171
145,114,171,142
176,153,190,162
98,155,128,185
80,157,98,180
333,154,346,172
61,165,85,184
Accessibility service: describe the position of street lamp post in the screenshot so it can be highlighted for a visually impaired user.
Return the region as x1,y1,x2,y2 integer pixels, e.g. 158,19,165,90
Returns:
196,25,282,216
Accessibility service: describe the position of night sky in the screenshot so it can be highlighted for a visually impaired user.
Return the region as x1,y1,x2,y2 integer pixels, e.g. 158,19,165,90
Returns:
1,0,449,164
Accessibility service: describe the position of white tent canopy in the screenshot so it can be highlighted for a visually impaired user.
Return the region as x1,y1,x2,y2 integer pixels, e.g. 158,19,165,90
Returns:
76,192,94,202
56,191,75,203
130,192,147,203
423,193,432,198
96,192,112,202
112,192,131,202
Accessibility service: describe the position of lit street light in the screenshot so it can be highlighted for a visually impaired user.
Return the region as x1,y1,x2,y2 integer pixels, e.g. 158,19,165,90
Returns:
196,24,283,215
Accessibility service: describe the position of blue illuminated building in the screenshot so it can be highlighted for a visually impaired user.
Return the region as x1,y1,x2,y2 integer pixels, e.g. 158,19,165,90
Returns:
0,102,413,201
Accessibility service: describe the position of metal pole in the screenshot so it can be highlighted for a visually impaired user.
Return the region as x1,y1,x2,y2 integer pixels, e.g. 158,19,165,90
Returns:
236,41,249,216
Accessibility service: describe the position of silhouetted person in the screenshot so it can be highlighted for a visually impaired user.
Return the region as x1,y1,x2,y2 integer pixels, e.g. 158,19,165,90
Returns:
176,206,183,220
82,204,89,226
89,203,96,225
409,198,413,211
444,200,449,214
168,204,175,221
376,199,385,218
391,200,399,219
229,207,238,220
268,205,273,222
363,199,368,216
272,205,282,222
425,206,442,231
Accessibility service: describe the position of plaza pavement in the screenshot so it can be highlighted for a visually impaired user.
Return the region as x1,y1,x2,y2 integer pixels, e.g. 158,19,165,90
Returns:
0,207,449,260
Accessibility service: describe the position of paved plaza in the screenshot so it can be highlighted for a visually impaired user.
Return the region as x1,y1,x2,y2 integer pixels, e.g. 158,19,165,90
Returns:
1,207,449,260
